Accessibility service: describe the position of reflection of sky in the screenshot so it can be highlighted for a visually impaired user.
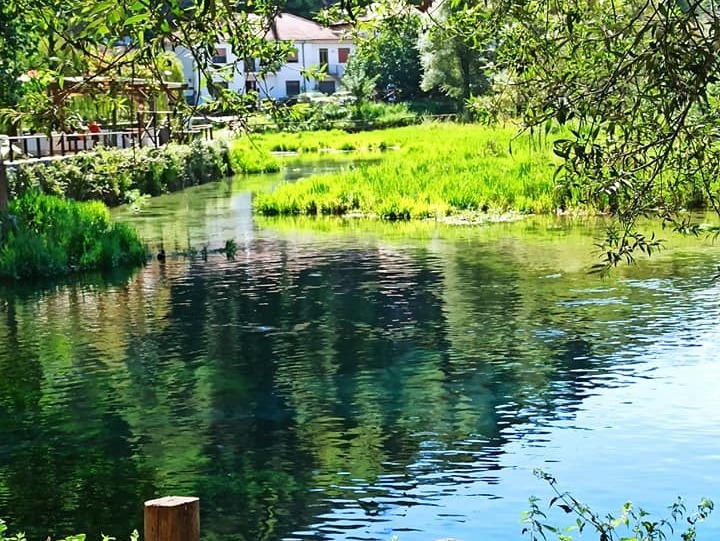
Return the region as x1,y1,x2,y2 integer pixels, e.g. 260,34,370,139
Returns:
294,283,720,541
510,328,720,512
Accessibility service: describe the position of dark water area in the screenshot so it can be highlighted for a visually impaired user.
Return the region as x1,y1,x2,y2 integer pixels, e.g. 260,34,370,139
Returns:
1,168,719,541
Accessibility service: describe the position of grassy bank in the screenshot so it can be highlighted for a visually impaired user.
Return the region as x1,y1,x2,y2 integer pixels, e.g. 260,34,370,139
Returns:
253,123,565,219
0,192,146,279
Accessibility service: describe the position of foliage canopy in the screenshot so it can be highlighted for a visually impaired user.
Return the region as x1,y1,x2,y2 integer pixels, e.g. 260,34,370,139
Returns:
489,0,720,270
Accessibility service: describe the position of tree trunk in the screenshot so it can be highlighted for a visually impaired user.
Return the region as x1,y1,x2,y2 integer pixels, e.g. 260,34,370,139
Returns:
458,50,472,121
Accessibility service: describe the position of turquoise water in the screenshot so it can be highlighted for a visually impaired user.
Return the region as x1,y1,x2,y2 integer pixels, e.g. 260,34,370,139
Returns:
0,172,719,541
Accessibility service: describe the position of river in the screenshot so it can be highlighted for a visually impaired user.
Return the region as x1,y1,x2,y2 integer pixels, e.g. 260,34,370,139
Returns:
0,166,719,541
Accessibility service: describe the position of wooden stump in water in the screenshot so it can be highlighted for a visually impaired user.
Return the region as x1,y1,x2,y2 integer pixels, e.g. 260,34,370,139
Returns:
144,496,199,541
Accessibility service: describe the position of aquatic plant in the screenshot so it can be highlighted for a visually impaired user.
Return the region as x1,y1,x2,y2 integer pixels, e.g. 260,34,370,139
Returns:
249,122,716,222
0,192,146,279
223,238,237,260
227,139,280,173
254,123,561,219
523,471,714,541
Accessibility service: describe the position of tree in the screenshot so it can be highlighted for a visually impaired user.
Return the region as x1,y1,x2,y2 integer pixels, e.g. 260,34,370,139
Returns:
417,0,493,113
342,54,379,104
352,7,425,100
0,1,35,113
283,0,325,19
0,0,296,209
488,0,720,271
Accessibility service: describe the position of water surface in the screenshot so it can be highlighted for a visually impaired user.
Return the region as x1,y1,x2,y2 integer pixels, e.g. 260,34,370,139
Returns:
0,170,719,541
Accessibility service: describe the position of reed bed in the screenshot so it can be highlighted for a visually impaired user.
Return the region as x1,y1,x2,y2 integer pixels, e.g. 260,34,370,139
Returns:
253,123,565,220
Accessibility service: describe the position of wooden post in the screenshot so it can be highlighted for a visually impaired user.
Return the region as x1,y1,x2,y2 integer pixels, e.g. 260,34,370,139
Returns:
137,111,144,147
0,134,9,211
0,157,8,212
144,496,199,541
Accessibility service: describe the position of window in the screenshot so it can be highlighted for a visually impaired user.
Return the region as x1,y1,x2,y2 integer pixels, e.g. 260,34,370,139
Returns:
318,80,335,94
244,57,256,72
338,48,350,64
213,47,228,64
286,46,298,63
285,80,301,97
245,80,257,92
319,48,329,66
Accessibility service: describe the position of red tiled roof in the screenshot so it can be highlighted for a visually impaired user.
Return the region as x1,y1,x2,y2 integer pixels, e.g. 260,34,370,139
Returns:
266,13,341,41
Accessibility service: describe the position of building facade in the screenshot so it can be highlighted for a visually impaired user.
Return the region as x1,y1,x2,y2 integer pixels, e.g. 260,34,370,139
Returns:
174,13,354,104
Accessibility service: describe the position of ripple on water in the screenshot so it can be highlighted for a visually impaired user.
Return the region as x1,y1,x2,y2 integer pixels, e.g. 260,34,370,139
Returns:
3,218,720,541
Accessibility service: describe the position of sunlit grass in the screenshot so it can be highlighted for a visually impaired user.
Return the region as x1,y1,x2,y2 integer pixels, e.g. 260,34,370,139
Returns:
227,138,280,173
252,122,567,220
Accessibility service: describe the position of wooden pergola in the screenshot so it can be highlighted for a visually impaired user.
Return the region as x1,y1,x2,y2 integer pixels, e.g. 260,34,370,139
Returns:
48,75,188,133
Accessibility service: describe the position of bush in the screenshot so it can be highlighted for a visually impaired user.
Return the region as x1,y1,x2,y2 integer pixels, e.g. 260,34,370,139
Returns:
8,141,233,207
0,192,147,280
259,95,418,133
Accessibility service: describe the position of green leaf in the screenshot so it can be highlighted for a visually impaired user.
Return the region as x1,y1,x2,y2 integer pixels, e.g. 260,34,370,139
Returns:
124,14,150,26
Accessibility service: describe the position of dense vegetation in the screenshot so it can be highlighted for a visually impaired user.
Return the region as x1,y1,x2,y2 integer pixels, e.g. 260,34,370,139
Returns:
252,123,571,219
244,120,720,225
7,140,279,207
249,97,419,133
0,192,146,279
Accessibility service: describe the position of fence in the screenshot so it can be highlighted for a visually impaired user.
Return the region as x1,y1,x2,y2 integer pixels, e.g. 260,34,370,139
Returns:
0,112,214,164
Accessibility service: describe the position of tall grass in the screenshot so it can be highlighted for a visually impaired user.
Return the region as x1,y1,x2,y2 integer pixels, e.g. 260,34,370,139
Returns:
0,192,147,279
227,138,280,173
235,128,407,156
254,123,564,219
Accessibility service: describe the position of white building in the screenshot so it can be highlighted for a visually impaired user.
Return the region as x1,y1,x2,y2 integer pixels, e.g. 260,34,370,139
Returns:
174,13,355,104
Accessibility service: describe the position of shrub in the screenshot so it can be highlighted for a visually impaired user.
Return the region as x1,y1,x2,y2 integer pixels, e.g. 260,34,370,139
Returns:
0,192,147,280
258,95,418,133
8,141,233,207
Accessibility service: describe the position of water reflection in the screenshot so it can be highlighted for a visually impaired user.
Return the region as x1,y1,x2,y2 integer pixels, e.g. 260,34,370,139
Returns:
1,177,719,541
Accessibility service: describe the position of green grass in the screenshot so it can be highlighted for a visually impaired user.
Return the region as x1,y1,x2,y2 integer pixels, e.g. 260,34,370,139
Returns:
0,192,147,280
227,137,281,173
230,128,396,156
252,122,567,220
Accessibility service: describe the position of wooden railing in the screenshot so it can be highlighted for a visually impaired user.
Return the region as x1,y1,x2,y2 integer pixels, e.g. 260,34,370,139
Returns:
1,114,214,164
